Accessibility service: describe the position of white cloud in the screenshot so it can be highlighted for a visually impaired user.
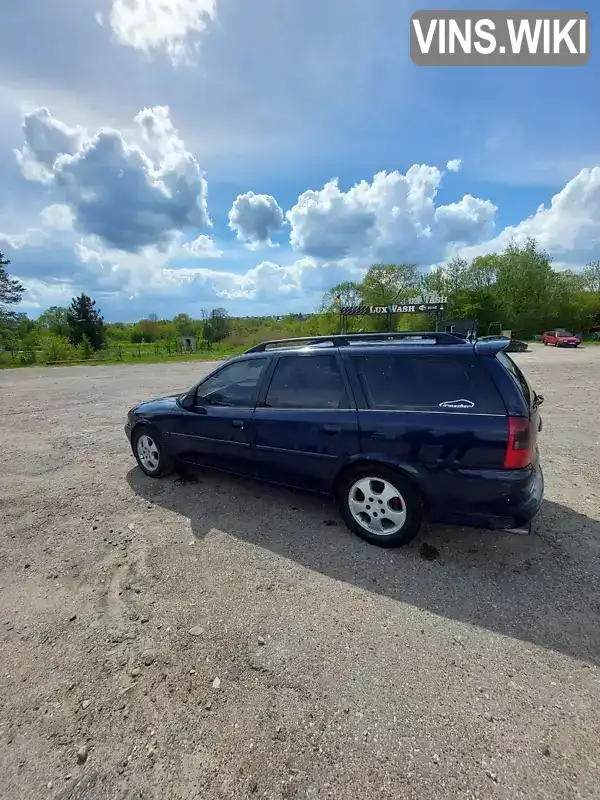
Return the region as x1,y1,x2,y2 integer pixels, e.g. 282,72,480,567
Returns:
15,108,85,181
228,191,285,248
40,204,75,231
286,167,497,263
107,0,217,64
458,167,600,264
434,195,497,246
15,105,211,252
446,159,462,172
182,234,223,258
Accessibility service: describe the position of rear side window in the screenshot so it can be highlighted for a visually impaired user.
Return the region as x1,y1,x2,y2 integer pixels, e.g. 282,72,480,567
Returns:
496,351,531,407
352,355,505,414
264,354,350,409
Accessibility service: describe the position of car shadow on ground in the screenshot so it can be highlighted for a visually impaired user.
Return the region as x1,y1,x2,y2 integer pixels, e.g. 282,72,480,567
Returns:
127,467,600,666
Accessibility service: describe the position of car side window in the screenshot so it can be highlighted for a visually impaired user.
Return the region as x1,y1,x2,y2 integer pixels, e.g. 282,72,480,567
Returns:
264,355,350,409
353,355,505,414
196,358,267,408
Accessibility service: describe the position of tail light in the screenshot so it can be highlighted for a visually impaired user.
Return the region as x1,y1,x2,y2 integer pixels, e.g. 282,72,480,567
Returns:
504,417,532,469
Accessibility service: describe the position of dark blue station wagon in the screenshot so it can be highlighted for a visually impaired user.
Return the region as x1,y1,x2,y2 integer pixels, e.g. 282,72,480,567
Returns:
125,333,544,548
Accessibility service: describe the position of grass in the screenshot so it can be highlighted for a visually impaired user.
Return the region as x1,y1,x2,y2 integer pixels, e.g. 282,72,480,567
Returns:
0,342,246,369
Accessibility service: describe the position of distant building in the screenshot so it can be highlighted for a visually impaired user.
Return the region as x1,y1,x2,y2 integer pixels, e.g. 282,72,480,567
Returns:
180,335,196,352
436,318,478,338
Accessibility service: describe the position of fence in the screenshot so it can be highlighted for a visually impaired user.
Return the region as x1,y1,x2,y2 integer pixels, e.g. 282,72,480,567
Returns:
0,338,240,368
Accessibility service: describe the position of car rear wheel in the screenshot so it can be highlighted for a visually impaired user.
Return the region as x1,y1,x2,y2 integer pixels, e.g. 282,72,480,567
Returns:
132,427,173,478
338,466,424,548
543,340,548,346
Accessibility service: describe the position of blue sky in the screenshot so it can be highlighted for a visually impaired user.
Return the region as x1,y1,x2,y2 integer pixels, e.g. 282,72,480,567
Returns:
0,0,598,321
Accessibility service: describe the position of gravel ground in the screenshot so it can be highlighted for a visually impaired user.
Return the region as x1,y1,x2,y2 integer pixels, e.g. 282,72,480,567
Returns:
1,344,599,800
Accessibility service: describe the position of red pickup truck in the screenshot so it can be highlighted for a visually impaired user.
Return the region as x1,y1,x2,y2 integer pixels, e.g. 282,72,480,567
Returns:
542,329,581,348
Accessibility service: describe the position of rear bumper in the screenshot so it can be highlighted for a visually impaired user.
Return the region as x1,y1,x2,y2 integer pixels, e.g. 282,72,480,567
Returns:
427,460,544,533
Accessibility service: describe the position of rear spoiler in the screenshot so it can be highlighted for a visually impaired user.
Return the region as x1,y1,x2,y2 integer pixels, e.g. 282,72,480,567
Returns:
473,337,511,356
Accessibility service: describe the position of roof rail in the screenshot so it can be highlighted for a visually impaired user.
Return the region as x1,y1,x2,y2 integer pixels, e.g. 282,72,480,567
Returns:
245,331,466,353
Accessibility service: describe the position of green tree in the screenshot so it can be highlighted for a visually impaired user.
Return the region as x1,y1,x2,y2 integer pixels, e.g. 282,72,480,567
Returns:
172,313,194,336
67,293,105,350
581,261,600,293
361,264,420,305
37,306,70,337
320,281,363,312
0,251,25,348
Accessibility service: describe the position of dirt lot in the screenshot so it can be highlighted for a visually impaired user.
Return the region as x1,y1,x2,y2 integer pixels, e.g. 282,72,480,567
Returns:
1,344,599,800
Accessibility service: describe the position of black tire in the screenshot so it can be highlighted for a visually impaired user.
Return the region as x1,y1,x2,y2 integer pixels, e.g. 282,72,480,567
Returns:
132,426,174,478
543,340,548,346
337,465,424,548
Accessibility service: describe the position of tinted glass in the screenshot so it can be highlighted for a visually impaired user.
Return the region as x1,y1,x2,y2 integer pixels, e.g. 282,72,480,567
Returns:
353,355,504,414
264,355,349,409
496,351,532,407
556,330,574,336
197,358,267,407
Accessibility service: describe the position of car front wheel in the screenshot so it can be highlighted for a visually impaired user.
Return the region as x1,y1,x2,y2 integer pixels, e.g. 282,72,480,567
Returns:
132,427,173,478
543,340,548,346
338,467,424,548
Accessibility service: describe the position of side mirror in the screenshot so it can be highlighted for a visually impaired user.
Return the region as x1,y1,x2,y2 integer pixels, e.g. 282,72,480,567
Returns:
180,393,196,409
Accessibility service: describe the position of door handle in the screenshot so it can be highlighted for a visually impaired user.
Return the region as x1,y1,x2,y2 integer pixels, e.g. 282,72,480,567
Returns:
231,419,245,429
372,431,395,441
322,424,342,434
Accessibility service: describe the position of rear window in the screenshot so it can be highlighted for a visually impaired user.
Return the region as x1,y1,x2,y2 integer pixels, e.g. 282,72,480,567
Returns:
496,351,531,407
352,355,505,414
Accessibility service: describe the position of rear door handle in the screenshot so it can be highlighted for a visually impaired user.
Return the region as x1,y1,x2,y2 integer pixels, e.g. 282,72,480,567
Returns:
322,424,342,434
231,419,245,429
372,431,396,441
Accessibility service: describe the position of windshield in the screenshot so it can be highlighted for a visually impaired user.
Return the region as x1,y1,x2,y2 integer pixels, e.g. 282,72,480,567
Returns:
556,330,574,337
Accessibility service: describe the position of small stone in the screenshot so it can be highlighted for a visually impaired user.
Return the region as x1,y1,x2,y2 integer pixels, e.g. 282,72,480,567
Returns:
65,774,72,781
248,778,258,794
24,564,31,570
127,523,135,531
69,614,77,622
47,782,53,789
123,710,130,719
343,705,350,714
486,770,498,782
140,616,150,624
205,700,212,710
433,754,440,764
131,668,141,678
189,626,204,637
212,677,221,690
543,745,551,757
81,700,90,710
257,636,266,646
76,745,89,764
142,652,155,666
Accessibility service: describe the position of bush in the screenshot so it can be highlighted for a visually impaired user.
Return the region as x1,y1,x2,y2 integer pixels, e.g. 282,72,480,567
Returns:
40,333,79,362
79,335,93,360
